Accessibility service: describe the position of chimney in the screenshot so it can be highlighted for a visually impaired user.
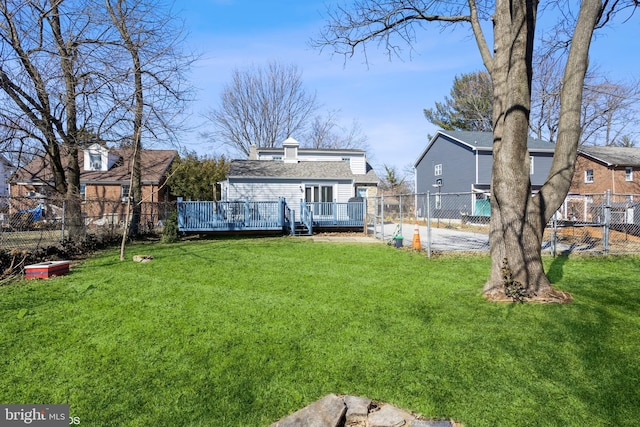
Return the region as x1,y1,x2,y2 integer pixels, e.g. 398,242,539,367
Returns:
249,144,258,160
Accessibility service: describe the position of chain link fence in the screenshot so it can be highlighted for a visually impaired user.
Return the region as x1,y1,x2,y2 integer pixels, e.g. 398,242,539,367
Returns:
367,191,640,256
0,195,175,252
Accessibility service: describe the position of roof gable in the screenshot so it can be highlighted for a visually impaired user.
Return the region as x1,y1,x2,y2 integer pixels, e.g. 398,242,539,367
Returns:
414,130,556,167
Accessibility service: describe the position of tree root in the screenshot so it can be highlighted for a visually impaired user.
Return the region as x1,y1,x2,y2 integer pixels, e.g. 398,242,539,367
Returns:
483,287,573,304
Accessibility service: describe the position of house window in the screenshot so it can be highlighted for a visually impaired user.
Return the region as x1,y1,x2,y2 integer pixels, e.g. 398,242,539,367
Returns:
434,163,442,176
626,167,633,181
321,185,333,203
530,156,534,175
80,184,86,201
121,184,130,202
585,169,594,183
89,152,102,170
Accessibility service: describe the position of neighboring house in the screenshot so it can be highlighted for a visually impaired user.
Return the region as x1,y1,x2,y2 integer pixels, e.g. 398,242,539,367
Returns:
568,145,640,224
571,145,640,194
413,130,556,217
221,137,379,205
11,143,177,226
0,155,13,198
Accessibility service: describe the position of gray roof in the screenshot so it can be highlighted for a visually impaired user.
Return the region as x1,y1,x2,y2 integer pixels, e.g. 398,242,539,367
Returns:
578,146,640,167
228,160,378,184
440,130,556,151
414,130,555,167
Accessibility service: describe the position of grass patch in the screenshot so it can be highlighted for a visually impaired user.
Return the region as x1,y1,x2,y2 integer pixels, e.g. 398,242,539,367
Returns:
1,237,639,426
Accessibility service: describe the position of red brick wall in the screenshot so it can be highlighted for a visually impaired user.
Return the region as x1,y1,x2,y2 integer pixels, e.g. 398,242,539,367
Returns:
571,155,640,194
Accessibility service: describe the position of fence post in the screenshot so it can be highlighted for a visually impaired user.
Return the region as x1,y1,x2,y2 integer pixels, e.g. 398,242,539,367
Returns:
381,194,385,241
551,216,557,258
603,190,611,253
61,199,66,243
399,193,403,235
426,192,432,258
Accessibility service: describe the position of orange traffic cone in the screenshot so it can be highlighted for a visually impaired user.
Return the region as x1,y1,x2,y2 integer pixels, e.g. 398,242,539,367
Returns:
412,222,421,250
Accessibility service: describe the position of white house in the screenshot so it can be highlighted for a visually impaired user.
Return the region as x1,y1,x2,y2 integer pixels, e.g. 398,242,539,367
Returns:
221,137,378,204
0,155,13,198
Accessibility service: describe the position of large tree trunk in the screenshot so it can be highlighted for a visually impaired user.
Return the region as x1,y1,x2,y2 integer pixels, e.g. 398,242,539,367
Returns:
484,0,602,302
64,145,85,238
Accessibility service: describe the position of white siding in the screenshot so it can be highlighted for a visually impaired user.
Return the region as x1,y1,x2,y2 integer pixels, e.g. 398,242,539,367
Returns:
295,152,367,175
336,181,354,202
0,160,9,197
227,181,302,204
347,156,367,175
226,179,354,203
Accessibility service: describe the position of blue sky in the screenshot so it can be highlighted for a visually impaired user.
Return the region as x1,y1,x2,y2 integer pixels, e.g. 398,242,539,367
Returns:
174,0,640,173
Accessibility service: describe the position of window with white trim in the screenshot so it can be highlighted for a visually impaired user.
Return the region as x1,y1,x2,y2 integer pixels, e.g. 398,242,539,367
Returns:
89,152,102,170
530,156,534,175
121,184,130,202
434,163,442,176
625,167,633,181
584,169,594,183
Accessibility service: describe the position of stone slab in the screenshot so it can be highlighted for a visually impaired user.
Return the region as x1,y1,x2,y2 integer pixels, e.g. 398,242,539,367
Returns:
270,394,346,427
344,395,371,424
368,403,416,427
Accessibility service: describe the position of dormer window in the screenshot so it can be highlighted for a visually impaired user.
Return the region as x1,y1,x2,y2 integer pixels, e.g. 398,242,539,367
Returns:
83,143,119,172
89,152,102,171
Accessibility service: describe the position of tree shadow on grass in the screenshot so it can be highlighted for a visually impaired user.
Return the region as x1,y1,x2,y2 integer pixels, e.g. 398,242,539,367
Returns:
546,253,570,284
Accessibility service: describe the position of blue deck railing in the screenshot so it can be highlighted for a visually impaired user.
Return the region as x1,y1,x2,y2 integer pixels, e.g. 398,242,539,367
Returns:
178,199,285,232
177,198,365,233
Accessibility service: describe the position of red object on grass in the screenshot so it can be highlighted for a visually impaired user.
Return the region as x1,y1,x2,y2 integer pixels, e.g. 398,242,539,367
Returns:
25,261,70,279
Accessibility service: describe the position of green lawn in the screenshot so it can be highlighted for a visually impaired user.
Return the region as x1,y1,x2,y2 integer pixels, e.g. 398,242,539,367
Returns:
1,237,639,426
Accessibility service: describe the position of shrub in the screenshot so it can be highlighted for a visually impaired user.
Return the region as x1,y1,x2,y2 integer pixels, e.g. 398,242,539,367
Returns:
161,209,179,243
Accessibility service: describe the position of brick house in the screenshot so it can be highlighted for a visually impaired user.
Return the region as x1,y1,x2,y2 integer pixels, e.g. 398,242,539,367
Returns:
567,146,640,224
571,146,640,194
11,143,177,227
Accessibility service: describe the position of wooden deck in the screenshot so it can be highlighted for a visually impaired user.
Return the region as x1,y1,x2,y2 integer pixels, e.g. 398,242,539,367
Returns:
177,199,365,234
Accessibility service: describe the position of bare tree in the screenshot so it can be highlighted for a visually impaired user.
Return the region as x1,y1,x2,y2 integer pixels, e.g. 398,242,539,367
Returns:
207,62,318,156
0,0,110,236
305,110,368,149
531,51,640,146
105,0,194,242
0,0,193,240
314,0,638,302
580,76,640,146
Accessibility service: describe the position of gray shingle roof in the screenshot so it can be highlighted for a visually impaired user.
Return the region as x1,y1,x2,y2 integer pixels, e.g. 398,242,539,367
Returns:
441,130,555,151
229,160,378,183
578,146,640,167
